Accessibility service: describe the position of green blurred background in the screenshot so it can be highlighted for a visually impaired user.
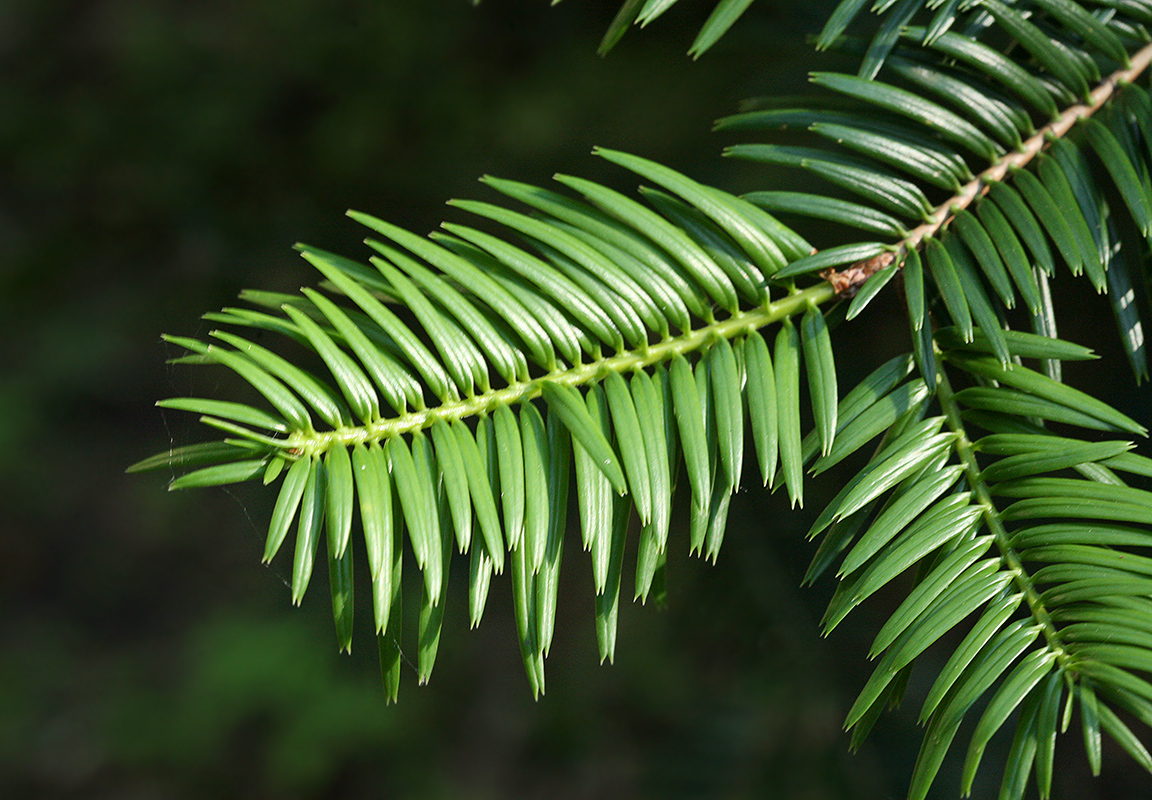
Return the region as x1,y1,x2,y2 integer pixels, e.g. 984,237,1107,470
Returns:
2,1,1146,798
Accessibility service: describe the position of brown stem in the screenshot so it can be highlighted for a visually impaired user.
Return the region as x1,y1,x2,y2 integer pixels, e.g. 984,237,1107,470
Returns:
828,40,1152,296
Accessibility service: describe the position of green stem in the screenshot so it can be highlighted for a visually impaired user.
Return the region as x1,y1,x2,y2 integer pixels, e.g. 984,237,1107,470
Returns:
933,350,1068,664
290,281,836,455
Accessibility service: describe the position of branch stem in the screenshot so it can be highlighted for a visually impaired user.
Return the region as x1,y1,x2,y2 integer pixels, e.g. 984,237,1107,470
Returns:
905,40,1152,252
292,281,836,455
933,348,1068,663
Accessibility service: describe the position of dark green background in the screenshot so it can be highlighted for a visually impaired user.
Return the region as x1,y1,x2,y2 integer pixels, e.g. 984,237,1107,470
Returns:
2,2,1145,798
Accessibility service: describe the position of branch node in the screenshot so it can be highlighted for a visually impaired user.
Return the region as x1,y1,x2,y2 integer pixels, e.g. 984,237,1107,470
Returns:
821,251,896,297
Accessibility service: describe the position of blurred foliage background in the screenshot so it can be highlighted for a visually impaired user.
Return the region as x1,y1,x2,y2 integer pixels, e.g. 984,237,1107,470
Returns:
2,1,1147,798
